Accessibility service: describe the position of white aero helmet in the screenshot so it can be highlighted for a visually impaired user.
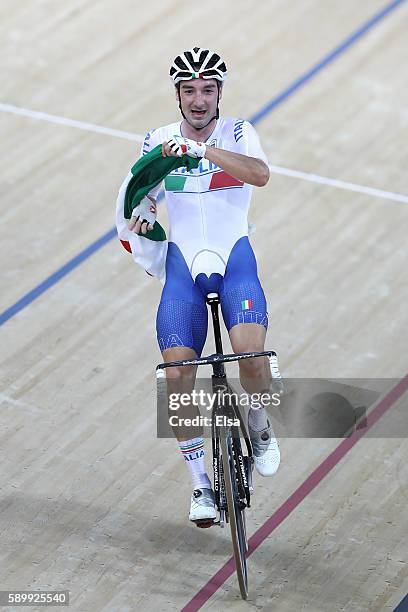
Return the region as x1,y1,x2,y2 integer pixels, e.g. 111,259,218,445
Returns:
169,47,228,84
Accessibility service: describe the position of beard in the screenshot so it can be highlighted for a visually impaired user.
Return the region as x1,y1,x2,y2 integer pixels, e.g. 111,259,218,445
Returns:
183,107,218,130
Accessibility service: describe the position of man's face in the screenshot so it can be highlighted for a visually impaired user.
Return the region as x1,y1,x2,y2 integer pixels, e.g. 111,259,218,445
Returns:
177,78,222,129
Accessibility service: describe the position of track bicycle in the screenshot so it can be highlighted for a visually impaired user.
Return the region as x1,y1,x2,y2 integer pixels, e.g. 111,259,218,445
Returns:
156,291,282,599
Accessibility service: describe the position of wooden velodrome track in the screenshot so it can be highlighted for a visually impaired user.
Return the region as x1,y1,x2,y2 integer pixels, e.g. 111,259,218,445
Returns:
1,0,407,610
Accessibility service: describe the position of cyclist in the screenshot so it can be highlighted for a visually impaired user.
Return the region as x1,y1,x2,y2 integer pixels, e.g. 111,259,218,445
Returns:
117,47,280,525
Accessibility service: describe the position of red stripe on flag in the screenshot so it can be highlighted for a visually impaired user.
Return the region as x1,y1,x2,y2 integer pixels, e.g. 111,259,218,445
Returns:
120,240,132,253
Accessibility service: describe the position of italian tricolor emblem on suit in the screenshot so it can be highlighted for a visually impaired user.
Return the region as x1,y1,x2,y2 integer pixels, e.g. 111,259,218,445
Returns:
242,299,253,310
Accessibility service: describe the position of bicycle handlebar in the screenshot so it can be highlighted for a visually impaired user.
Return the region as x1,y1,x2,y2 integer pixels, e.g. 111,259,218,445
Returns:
156,350,277,378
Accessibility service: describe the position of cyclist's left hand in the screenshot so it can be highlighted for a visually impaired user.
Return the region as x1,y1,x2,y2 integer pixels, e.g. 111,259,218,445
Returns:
162,136,206,159
128,196,156,234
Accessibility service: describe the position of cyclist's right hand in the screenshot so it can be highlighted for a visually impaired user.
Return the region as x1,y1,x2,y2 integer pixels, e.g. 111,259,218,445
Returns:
128,196,157,235
162,136,206,158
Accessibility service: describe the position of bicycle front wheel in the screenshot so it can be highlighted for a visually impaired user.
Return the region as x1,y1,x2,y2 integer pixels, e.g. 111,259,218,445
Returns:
220,429,249,599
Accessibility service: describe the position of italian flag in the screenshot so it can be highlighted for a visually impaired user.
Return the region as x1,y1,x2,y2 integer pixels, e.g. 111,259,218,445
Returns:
242,299,253,310
115,173,167,284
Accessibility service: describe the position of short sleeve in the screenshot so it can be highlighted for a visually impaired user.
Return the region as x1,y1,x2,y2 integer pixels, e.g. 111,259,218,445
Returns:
233,120,268,164
139,129,163,200
140,128,157,157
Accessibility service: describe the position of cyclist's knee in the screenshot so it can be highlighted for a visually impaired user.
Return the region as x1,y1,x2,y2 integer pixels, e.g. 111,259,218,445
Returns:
229,323,266,353
166,364,196,381
239,356,265,378
229,326,269,383
162,347,197,382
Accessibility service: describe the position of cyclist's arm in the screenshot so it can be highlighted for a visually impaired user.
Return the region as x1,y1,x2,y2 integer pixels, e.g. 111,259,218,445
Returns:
203,147,269,187
205,120,269,186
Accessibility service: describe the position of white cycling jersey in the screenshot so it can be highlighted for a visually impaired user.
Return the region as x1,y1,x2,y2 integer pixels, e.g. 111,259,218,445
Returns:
116,117,268,283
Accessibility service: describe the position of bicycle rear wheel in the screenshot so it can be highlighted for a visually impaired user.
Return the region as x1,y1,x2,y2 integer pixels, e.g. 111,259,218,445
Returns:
220,429,249,599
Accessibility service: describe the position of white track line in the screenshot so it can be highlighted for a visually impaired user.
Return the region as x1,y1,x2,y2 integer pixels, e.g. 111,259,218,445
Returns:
0,102,144,142
2,102,407,205
268,164,408,205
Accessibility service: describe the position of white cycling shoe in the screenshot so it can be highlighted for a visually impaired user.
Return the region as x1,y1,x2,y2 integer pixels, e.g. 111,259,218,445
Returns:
250,421,281,476
189,488,217,524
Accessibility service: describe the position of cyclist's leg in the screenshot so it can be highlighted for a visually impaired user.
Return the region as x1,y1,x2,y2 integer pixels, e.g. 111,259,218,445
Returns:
157,243,208,440
220,236,270,393
220,237,280,476
157,244,215,519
